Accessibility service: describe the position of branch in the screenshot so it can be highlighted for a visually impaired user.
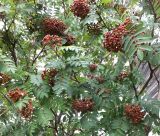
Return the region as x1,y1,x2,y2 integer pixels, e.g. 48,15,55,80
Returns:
138,62,156,96
3,11,18,66
138,0,159,96
148,0,157,21
0,91,13,106
24,44,46,83
153,70,160,93
50,109,58,136
96,5,111,30
31,44,46,66
50,110,63,136
62,0,67,18
129,63,139,100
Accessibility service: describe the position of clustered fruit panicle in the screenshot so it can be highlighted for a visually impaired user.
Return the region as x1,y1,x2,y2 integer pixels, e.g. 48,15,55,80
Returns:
87,74,95,79
42,18,67,35
65,34,76,45
7,88,33,118
42,34,52,45
41,68,58,86
118,71,129,80
42,18,76,47
42,34,62,48
70,0,90,19
125,104,145,124
72,99,94,112
103,18,132,52
19,100,33,119
96,76,105,84
89,64,97,71
7,88,27,102
86,74,105,84
0,73,11,85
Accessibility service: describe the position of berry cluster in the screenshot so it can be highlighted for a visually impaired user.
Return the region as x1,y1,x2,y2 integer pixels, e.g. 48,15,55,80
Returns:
70,0,90,19
42,34,62,48
19,100,33,119
42,34,52,45
72,99,94,112
96,76,105,84
89,64,97,71
125,104,145,124
7,88,33,118
0,73,11,85
87,23,101,35
41,68,58,86
117,71,129,80
65,34,76,45
7,88,27,102
42,18,67,35
42,18,76,47
87,74,95,79
87,74,105,84
103,18,132,52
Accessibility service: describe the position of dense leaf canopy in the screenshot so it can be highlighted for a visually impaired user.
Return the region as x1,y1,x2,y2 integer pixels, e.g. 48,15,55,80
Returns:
0,0,160,136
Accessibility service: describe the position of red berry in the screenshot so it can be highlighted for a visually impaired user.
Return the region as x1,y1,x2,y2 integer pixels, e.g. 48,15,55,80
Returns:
65,34,76,45
7,88,27,102
19,100,33,119
96,76,105,84
70,0,90,19
42,34,52,45
103,18,132,52
51,35,62,48
87,74,95,79
41,69,58,86
125,104,145,124
89,64,97,71
42,35,62,48
117,71,129,80
0,73,11,85
72,98,94,112
42,18,67,35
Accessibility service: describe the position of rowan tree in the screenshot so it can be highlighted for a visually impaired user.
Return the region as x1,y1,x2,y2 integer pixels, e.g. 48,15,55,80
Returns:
0,0,160,136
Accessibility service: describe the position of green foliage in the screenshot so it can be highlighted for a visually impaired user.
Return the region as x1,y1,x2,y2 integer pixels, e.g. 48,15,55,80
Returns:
0,50,16,73
36,108,53,127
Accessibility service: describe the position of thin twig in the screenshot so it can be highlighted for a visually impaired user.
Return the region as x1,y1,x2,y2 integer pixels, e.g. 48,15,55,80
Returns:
129,63,139,100
138,62,155,96
153,71,160,93
31,44,46,66
148,0,157,20
62,0,66,18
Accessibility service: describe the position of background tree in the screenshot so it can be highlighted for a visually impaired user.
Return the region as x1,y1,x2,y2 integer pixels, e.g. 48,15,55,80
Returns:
0,0,160,136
